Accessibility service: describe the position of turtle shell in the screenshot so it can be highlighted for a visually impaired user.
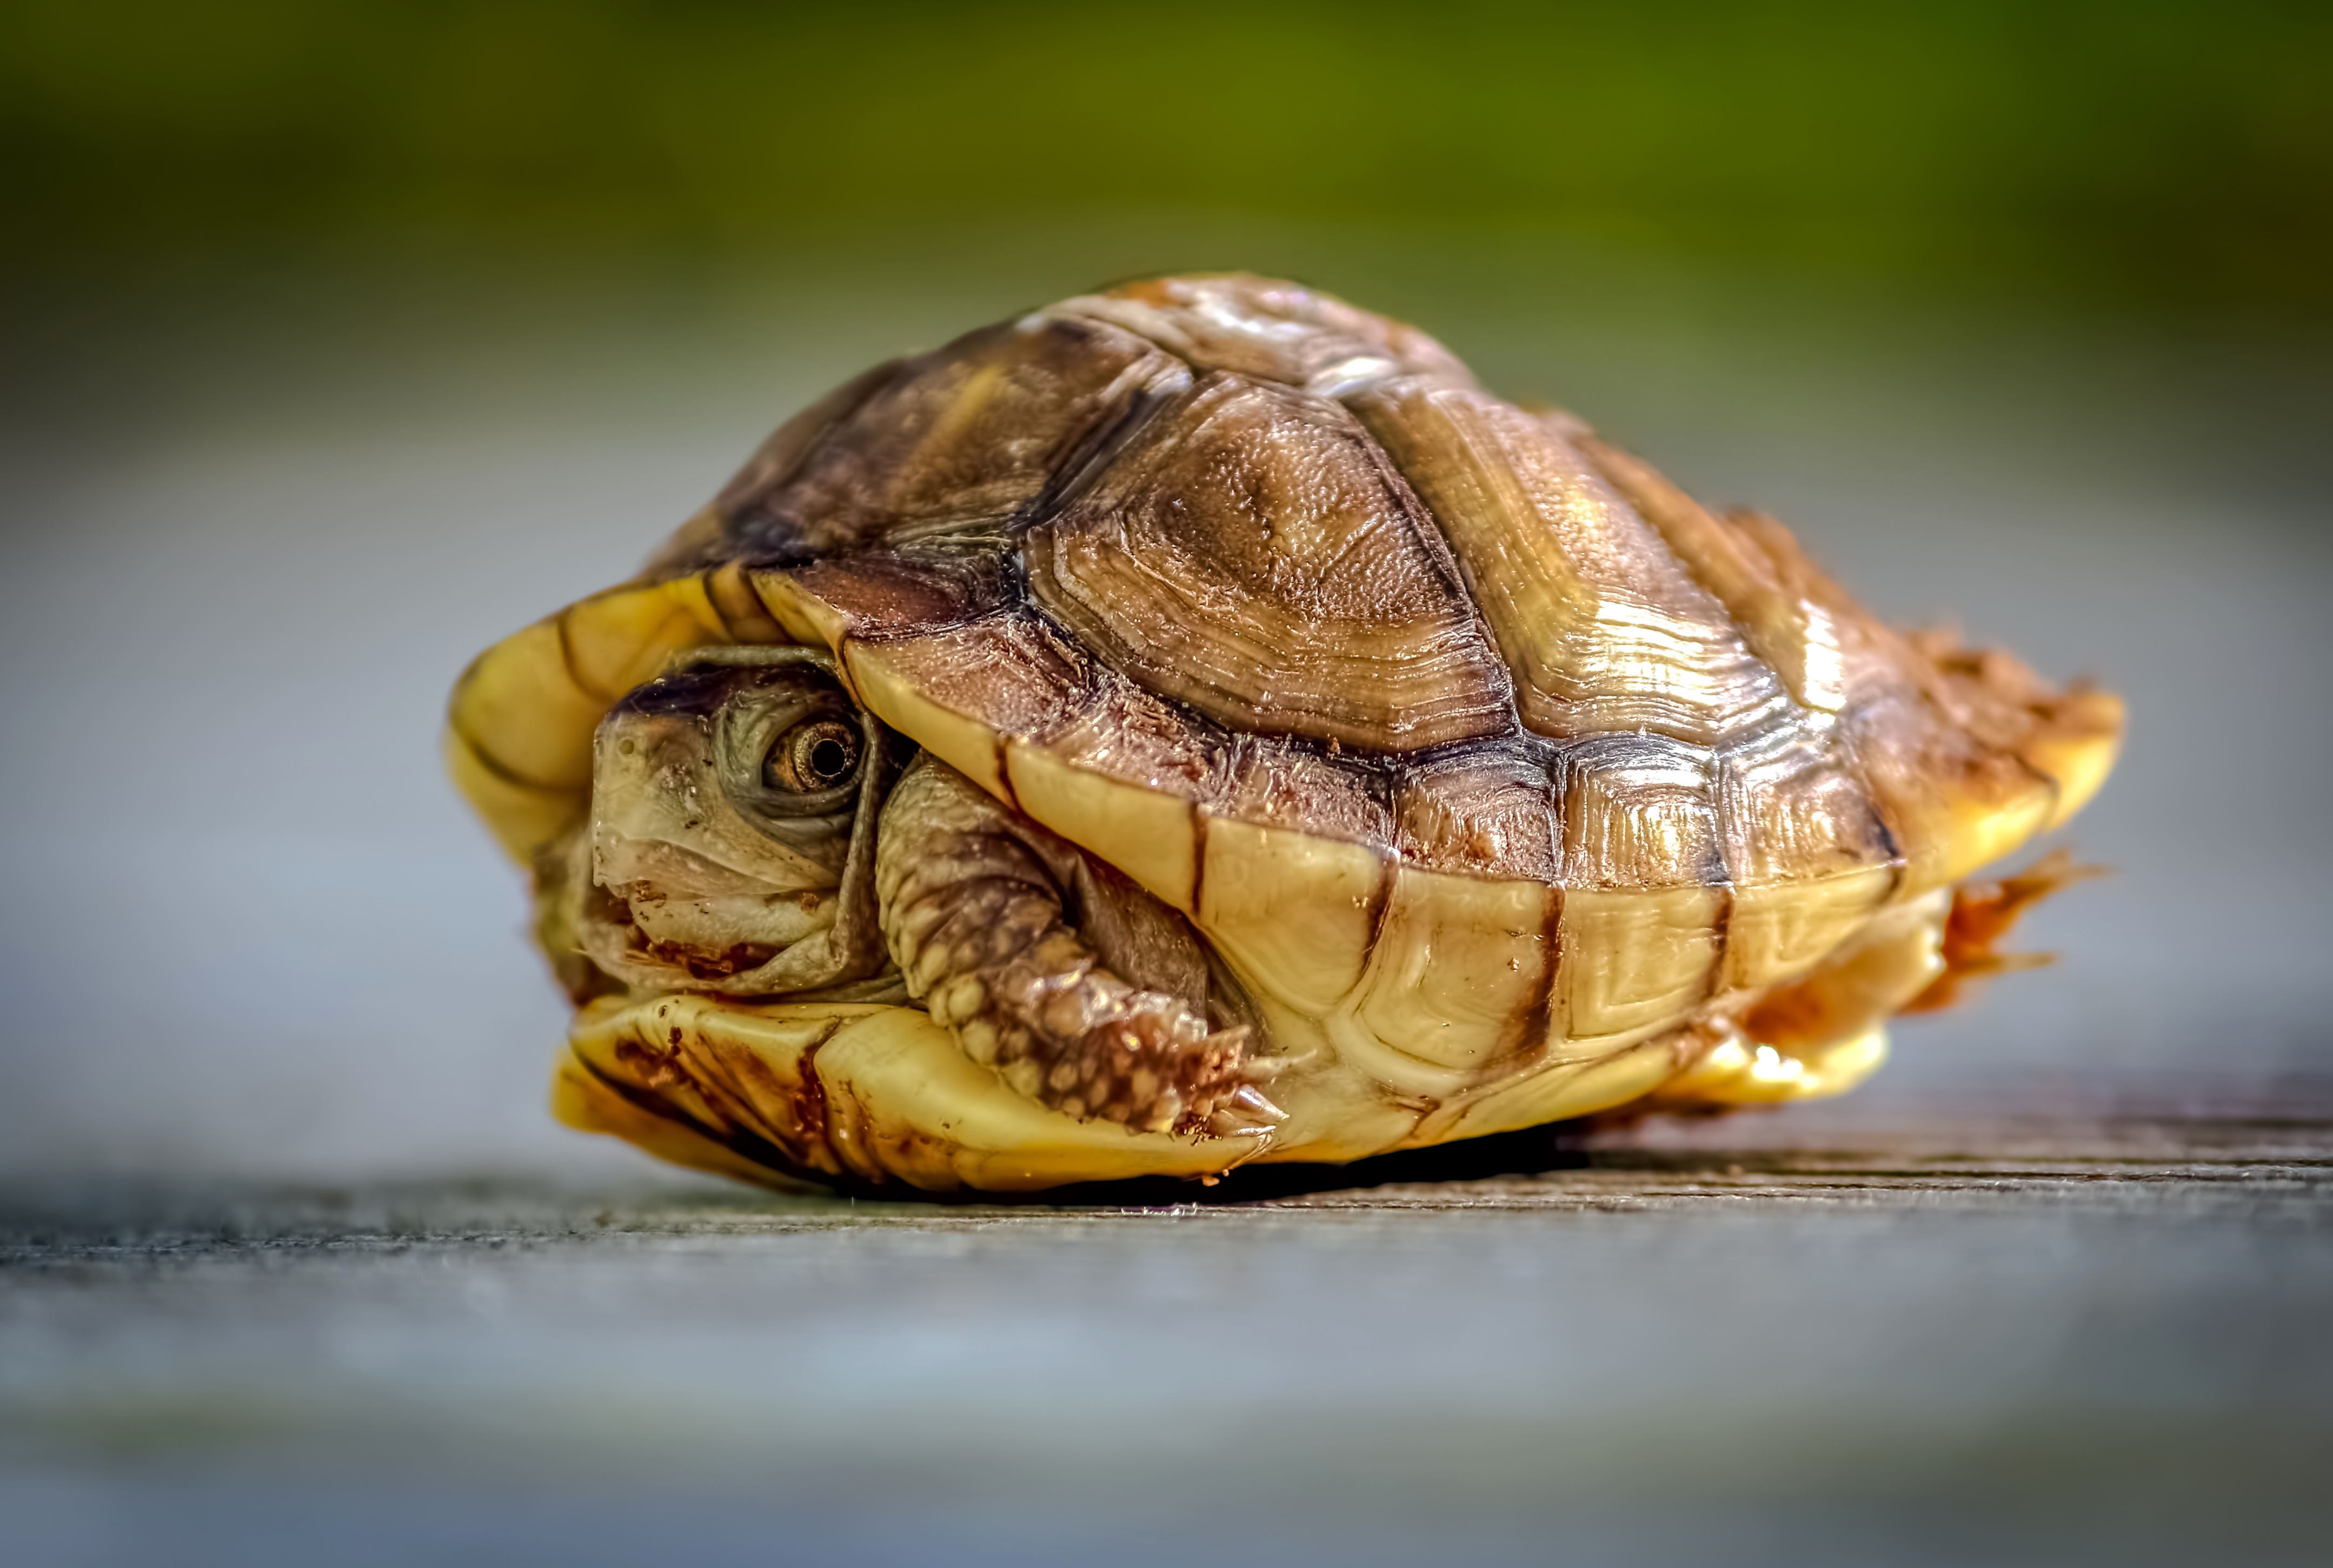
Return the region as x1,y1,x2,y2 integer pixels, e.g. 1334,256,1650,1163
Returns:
449,274,2123,1175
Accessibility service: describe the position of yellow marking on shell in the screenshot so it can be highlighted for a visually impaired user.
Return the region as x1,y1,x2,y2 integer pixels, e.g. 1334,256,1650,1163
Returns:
445,577,730,866
707,556,788,643
2024,691,2125,831
1931,781,2059,893
448,618,607,793
1005,740,1199,913
752,571,854,653
1721,865,1897,992
442,728,584,865
842,639,1008,796
1557,885,1723,1041
1327,866,1554,1097
566,995,1266,1191
1197,816,1386,1018
563,576,727,700
1414,1033,1679,1146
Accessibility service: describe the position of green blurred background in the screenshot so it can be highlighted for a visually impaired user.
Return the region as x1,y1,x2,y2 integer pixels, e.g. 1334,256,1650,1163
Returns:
6,0,2329,313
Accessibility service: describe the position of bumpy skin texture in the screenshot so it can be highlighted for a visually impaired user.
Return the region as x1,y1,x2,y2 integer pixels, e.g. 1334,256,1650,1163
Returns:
447,273,2124,1193
875,755,1264,1135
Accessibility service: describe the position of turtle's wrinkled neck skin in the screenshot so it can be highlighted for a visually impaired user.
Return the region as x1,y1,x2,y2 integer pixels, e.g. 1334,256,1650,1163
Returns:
449,272,2123,1194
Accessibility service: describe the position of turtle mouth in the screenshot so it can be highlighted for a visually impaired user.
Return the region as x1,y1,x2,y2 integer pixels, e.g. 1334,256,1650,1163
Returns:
578,836,845,991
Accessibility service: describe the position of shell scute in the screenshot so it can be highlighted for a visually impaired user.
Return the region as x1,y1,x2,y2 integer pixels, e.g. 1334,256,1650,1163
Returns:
1552,733,1727,891
1331,863,1559,1092
1577,436,1847,714
1715,723,1899,888
1354,378,1798,749
1557,884,1726,1044
1025,370,1516,753
1391,741,1564,883
1197,815,1388,1020
767,548,1015,642
718,315,1185,563
1212,734,1395,847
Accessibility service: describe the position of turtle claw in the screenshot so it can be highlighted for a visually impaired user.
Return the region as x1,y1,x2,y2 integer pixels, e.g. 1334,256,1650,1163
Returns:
1206,1084,1287,1137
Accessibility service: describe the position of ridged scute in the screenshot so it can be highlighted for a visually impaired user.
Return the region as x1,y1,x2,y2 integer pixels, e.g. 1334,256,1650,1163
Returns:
710,314,1186,565
1025,371,1514,751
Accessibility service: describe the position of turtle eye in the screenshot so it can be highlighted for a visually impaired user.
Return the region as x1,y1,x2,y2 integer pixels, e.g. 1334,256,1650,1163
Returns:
763,717,861,793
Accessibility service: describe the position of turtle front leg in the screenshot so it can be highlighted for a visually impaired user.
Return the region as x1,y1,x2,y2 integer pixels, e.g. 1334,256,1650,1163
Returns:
875,753,1280,1136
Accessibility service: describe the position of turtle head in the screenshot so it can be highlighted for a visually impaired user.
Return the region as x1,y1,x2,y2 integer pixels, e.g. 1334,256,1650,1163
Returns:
570,647,898,996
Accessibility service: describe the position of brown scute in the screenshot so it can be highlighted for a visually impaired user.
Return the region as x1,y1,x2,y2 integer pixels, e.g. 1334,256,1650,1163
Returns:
1026,372,1516,753
1905,628,2121,777
1214,735,1397,847
1055,274,1477,395
1554,733,1728,889
1726,509,2059,889
1352,379,1796,748
1035,669,1225,796
771,549,1014,641
1394,741,1564,881
853,612,1093,743
715,316,1187,563
1724,508,1924,708
1716,724,1900,886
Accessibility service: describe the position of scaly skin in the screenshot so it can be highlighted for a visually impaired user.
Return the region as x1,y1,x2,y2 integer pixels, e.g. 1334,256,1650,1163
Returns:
874,754,1276,1135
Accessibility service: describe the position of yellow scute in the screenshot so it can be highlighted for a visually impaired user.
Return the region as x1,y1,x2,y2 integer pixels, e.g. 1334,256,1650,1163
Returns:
1328,867,1553,1095
1006,741,1199,913
1559,885,1723,1040
1723,866,1896,992
1197,818,1385,1018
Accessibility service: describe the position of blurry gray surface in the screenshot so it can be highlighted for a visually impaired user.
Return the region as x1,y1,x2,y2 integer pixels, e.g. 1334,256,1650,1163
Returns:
2,227,2329,1563
4,1114,2328,1566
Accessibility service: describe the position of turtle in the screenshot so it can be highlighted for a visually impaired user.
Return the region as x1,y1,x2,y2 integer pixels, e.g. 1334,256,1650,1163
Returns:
447,274,2123,1194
